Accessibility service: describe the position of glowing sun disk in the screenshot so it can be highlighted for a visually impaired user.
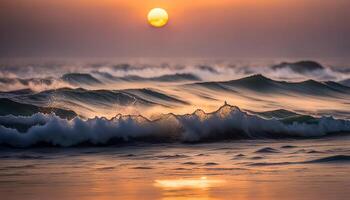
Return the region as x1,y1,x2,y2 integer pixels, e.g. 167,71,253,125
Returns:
147,8,169,28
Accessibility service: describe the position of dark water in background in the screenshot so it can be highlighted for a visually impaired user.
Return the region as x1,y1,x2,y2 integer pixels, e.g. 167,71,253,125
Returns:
0,58,349,119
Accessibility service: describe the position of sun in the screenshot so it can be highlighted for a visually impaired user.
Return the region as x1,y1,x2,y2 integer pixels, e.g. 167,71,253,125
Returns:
147,8,169,28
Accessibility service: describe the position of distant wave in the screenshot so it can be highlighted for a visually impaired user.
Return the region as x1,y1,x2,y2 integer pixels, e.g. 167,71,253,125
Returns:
0,72,201,91
0,104,349,147
1,73,350,119
1,59,349,82
196,65,220,74
0,77,65,91
271,61,325,74
1,59,350,93
340,78,350,87
1,87,188,113
124,88,190,105
61,72,201,86
0,77,54,86
61,73,102,86
93,72,201,82
187,74,350,97
0,89,34,97
0,98,76,119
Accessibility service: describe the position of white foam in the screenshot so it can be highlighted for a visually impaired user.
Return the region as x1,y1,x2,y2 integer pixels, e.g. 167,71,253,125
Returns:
1,105,349,147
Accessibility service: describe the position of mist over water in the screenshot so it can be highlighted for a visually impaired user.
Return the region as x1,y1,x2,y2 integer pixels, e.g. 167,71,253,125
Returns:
2,1,350,199
0,58,349,117
0,58,350,200
0,58,349,147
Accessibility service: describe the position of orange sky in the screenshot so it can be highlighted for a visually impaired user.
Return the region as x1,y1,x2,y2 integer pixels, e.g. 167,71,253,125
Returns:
0,0,349,57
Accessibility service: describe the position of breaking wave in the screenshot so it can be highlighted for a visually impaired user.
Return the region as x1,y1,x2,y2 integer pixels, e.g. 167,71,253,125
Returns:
0,104,349,147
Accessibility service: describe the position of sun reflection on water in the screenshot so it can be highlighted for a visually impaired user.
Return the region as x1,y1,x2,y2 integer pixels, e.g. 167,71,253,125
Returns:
155,176,224,189
154,176,225,200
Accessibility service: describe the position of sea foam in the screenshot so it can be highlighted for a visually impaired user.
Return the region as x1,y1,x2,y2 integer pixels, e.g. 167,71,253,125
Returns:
0,105,349,147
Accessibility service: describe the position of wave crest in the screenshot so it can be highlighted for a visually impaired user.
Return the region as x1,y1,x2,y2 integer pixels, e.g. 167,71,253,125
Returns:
0,104,350,147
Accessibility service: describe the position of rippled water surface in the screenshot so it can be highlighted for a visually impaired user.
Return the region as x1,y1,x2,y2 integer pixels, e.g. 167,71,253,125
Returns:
1,137,349,200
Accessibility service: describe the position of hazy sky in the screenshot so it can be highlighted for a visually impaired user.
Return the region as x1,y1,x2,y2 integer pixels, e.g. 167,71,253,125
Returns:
1,0,349,58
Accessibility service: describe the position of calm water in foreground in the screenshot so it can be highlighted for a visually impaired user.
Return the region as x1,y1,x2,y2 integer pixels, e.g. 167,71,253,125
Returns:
1,137,350,200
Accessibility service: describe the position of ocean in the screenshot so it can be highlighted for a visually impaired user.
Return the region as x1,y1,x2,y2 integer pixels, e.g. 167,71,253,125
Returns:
0,58,349,199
